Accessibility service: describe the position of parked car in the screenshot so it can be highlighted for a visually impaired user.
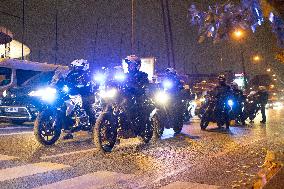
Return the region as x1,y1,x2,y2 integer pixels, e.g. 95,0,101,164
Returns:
0,59,67,94
0,60,67,124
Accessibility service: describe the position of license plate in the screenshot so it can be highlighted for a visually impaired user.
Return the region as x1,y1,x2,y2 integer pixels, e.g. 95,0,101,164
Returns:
5,107,19,113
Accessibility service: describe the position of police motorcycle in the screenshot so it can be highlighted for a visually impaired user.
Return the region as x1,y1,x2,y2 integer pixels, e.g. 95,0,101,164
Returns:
32,60,95,145
242,91,262,122
227,83,246,125
201,75,237,130
153,71,185,135
93,57,160,153
200,92,236,130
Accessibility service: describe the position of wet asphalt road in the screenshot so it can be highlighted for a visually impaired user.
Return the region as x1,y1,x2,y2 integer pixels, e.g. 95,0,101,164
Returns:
0,109,283,189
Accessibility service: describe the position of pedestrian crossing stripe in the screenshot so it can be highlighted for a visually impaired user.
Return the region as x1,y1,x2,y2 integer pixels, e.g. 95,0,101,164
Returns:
0,162,70,182
34,171,135,189
0,154,18,161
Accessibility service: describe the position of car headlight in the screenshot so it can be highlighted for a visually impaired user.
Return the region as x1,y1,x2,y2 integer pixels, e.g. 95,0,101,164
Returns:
99,88,117,99
2,90,7,97
155,91,170,104
29,87,57,102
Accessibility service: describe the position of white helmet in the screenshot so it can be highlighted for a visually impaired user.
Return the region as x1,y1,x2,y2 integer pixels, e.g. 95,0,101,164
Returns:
70,59,89,71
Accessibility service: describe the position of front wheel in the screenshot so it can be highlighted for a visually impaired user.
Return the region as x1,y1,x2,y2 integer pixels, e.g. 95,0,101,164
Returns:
139,116,154,144
151,113,164,142
34,110,61,145
200,116,209,130
173,109,184,134
93,112,117,153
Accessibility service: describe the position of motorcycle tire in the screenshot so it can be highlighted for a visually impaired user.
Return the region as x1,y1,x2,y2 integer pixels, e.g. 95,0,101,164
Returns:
34,110,61,146
200,118,209,130
173,114,183,134
226,121,230,130
93,112,117,153
139,118,154,144
151,113,164,142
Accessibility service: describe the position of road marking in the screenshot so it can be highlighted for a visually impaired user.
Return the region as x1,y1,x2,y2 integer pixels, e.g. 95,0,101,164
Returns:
0,154,18,161
35,171,135,189
160,181,220,189
40,148,94,160
0,162,70,182
0,131,33,136
0,126,32,130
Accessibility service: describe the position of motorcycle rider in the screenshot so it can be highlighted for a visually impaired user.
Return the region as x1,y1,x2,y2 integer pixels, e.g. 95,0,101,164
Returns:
212,74,232,128
161,68,185,133
124,55,149,96
231,82,245,124
213,75,231,98
122,55,150,135
51,59,94,139
256,86,269,123
163,68,184,92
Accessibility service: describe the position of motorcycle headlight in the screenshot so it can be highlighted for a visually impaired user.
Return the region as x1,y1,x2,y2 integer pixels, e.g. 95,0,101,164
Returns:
162,80,173,90
155,91,170,104
114,73,126,82
63,85,69,93
228,99,234,107
99,88,117,99
29,87,57,102
94,73,106,84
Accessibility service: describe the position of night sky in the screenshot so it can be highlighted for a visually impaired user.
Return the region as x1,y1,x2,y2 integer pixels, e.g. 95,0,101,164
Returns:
1,0,283,79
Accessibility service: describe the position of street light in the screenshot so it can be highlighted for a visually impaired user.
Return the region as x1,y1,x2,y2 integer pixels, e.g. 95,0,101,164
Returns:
233,30,244,40
253,55,261,62
267,68,271,72
232,29,247,89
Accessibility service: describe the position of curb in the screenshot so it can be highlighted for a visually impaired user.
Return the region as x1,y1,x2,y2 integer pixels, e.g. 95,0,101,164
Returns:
263,167,284,189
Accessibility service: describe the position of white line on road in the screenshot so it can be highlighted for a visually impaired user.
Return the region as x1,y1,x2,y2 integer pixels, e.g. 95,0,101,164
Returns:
0,131,33,136
34,171,135,189
40,148,94,160
0,126,32,130
0,162,70,182
0,154,18,161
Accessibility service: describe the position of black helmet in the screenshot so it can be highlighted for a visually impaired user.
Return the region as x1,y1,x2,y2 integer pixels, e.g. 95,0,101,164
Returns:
218,74,226,85
218,74,226,81
125,55,141,73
